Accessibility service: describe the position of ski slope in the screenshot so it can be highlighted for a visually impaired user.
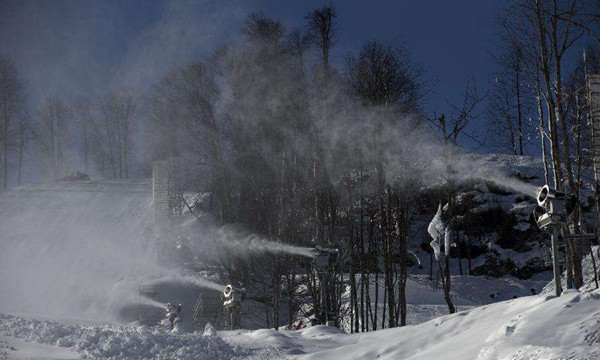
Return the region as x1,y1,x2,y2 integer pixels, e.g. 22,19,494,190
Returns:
2,289,599,359
289,289,600,360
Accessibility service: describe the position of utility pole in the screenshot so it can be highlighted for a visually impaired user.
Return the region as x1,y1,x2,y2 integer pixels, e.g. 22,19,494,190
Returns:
551,227,562,297
533,185,577,297
312,246,339,326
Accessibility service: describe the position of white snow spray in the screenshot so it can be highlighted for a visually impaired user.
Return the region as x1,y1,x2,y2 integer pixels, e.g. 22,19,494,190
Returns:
178,218,315,259
484,176,540,198
151,274,226,293
212,227,315,258
135,296,165,309
430,155,542,199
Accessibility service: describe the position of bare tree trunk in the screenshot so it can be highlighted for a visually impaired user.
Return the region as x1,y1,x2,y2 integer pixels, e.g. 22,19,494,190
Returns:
467,236,472,275
381,280,387,329
397,207,408,326
349,205,358,333
384,186,395,328
124,131,128,179
272,269,280,330
17,120,26,186
443,254,456,314
535,0,563,190
372,218,378,331
429,252,434,280
83,123,88,174
456,231,463,275
565,239,574,289
359,171,366,332
515,50,524,155
2,120,7,189
537,70,551,185
17,142,23,186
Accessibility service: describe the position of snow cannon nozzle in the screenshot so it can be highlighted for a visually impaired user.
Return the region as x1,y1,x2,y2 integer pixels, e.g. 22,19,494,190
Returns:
222,284,245,330
533,185,577,229
311,246,339,258
312,246,339,273
223,284,246,303
311,246,339,327
164,303,182,330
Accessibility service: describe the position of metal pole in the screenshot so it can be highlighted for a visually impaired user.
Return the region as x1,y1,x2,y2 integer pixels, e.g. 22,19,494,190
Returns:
551,226,562,297
319,273,328,325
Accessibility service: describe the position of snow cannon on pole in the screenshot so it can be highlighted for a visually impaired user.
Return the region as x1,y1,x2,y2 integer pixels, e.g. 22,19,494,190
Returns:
311,246,339,327
223,284,245,330
164,303,182,331
534,185,577,229
533,185,577,297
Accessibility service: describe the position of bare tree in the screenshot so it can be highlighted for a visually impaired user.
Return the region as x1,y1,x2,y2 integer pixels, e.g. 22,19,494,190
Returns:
346,40,424,112
15,108,32,185
99,90,136,179
487,76,519,154
345,38,426,327
0,59,25,189
72,97,94,174
35,98,70,180
489,22,535,155
305,4,337,75
429,75,488,146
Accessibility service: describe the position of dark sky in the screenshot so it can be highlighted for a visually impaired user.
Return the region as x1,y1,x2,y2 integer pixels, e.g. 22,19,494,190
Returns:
0,0,503,122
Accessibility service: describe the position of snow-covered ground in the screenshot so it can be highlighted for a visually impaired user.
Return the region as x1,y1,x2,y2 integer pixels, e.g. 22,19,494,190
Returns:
2,288,600,359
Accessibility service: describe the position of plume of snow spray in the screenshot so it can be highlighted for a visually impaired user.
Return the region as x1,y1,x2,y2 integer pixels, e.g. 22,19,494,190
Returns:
178,218,315,259
151,274,226,293
135,296,166,309
431,155,541,198
213,227,315,258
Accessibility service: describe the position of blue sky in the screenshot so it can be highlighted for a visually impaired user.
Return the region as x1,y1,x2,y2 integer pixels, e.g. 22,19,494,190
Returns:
1,0,503,139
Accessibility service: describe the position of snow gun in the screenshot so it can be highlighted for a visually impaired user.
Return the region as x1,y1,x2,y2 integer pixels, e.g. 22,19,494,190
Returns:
533,185,580,297
222,284,246,307
222,284,245,330
165,303,182,330
310,246,339,326
533,185,577,229
311,246,339,273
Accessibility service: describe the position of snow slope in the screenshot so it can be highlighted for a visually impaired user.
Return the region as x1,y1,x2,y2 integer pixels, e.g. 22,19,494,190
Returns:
224,290,600,360
0,180,160,319
3,289,598,359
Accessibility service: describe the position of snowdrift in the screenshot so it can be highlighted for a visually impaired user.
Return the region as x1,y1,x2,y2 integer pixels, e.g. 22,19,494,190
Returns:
0,313,236,360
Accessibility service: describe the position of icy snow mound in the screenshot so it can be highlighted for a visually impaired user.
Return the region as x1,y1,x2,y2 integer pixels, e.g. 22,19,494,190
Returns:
301,290,600,360
0,314,236,360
